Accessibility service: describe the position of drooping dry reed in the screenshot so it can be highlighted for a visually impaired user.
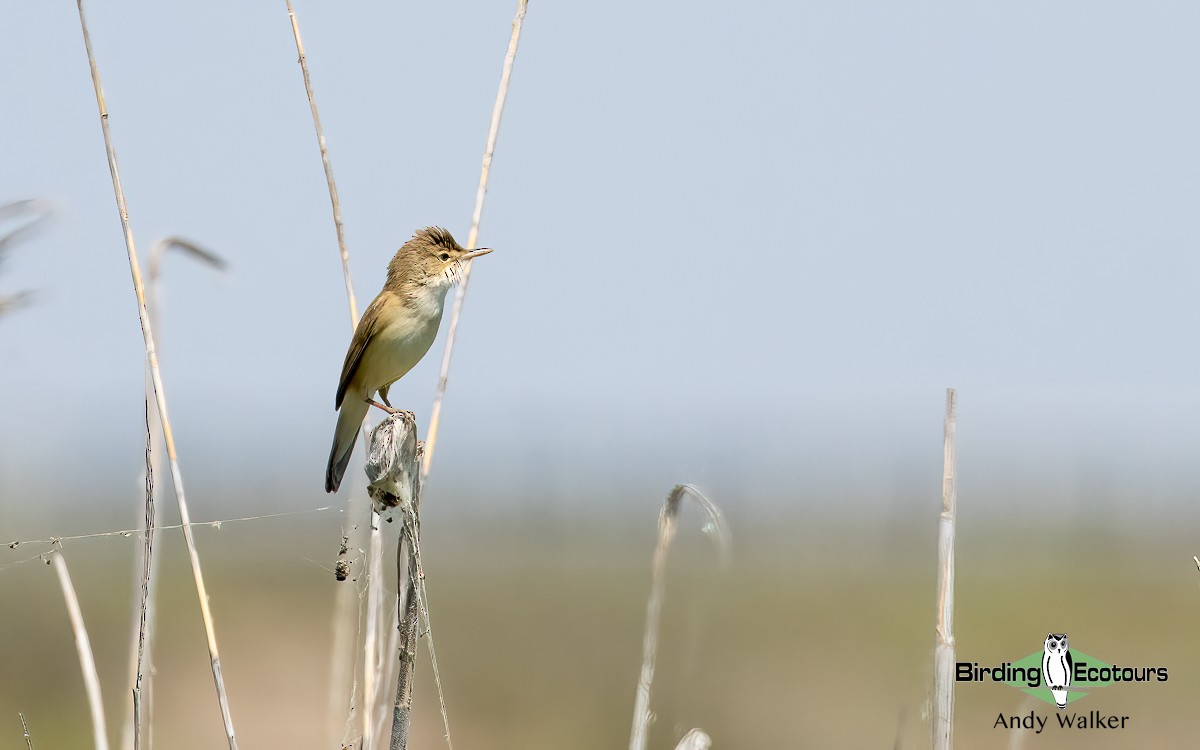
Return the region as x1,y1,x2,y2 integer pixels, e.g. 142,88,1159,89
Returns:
630,484,729,750
0,199,51,316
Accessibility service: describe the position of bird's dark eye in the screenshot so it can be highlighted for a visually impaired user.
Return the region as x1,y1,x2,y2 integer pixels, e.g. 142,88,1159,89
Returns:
439,253,450,261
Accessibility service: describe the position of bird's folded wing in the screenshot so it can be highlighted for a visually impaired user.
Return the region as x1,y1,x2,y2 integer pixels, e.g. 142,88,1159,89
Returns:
335,292,390,409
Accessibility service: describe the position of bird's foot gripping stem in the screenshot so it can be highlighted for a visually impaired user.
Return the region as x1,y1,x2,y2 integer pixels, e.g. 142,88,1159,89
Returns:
365,397,412,420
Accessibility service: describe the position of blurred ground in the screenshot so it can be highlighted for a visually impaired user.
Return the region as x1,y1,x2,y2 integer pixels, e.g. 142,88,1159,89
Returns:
1,495,1196,749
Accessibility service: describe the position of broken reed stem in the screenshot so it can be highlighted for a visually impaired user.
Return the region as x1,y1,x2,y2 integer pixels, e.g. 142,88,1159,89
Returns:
422,0,529,480
629,484,729,750
286,0,358,327
933,388,957,750
361,413,441,750
51,551,109,750
72,3,238,746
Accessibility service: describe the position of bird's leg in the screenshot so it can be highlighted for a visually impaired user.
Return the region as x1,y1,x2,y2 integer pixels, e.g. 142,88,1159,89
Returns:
365,397,402,415
378,385,392,408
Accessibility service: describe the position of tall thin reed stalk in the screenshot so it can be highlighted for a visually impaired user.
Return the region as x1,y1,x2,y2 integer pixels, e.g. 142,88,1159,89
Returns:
405,6,534,737
281,4,377,745
629,484,728,750
72,3,237,746
933,388,958,750
422,0,530,480
285,0,359,326
51,551,109,750
123,237,226,750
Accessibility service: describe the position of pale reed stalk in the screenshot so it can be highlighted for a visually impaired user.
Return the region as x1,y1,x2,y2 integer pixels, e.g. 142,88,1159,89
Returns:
124,238,225,750
131,396,155,750
933,388,958,750
282,5,378,746
422,0,529,480
285,0,359,325
406,6,532,738
51,551,109,750
363,521,386,749
72,3,237,746
19,713,34,750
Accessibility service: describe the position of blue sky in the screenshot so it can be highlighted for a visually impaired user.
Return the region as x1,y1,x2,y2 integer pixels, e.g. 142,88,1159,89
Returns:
3,2,1200,522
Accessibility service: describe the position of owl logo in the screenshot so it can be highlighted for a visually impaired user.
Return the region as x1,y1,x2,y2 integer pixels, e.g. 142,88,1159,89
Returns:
1042,633,1073,709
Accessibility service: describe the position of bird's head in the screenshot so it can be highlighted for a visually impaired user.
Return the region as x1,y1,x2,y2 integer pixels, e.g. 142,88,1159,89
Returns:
387,226,492,289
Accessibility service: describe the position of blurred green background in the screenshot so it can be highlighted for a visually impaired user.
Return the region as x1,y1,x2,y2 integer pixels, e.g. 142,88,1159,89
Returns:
3,497,1198,748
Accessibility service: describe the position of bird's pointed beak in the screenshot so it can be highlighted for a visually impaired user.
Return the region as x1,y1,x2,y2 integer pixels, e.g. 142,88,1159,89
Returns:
461,247,493,261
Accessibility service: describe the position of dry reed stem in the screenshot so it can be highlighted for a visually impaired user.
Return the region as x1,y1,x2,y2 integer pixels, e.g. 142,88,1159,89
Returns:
131,397,155,750
285,0,359,326
123,237,226,750
422,0,529,480
629,484,729,750
932,388,958,750
19,713,33,750
403,3,534,742
674,729,712,750
282,7,382,743
363,521,387,749
72,3,238,746
361,412,423,750
374,599,402,745
51,551,109,750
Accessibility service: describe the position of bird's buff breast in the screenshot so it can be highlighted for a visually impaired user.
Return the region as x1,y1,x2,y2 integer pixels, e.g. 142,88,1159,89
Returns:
356,296,444,392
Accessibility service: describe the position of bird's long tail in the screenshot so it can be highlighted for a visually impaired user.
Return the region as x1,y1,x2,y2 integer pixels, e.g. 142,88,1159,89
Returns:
326,397,368,493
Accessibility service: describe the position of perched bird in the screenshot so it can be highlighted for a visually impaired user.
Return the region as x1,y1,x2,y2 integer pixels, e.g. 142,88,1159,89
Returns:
326,227,491,492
